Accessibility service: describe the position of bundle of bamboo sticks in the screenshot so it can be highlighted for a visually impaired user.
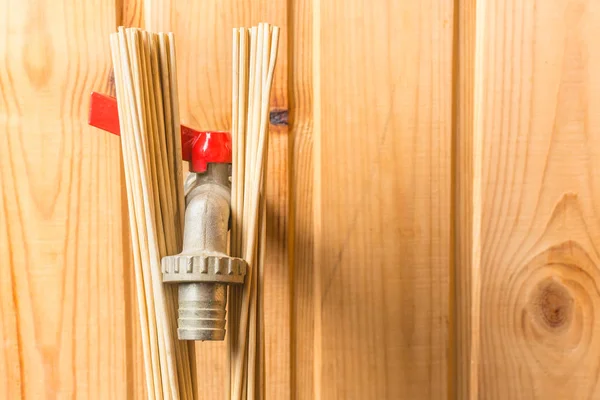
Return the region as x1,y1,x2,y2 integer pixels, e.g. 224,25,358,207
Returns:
109,21,278,399
109,27,195,400
228,22,280,400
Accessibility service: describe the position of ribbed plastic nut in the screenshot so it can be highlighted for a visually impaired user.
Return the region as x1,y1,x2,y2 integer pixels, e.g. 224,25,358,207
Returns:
162,254,247,284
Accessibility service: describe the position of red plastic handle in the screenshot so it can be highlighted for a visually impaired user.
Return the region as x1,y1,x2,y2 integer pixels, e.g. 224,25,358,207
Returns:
88,92,232,173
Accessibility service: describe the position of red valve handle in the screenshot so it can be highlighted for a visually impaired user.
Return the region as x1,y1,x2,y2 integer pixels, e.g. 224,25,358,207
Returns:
88,92,232,173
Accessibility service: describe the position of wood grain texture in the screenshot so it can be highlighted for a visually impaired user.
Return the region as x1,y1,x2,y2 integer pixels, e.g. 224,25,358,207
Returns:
455,0,476,398
117,0,144,29
473,0,600,398
289,0,314,397
144,1,290,398
0,0,144,397
313,0,454,398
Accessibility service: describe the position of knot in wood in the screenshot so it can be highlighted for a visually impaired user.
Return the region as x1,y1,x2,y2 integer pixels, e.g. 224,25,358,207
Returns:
532,278,574,329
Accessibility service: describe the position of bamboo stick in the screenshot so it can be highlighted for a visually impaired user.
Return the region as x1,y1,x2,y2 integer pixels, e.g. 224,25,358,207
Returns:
167,33,185,236
228,27,240,400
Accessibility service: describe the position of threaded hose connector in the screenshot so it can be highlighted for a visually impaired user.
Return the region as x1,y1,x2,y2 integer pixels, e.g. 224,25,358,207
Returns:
177,282,227,341
162,254,246,341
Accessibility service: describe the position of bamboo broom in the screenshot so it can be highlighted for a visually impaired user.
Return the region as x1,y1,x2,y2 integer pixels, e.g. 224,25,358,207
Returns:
110,27,195,400
110,22,278,400
228,22,280,400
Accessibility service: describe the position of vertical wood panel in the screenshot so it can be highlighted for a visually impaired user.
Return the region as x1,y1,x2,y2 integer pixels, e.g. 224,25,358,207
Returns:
0,0,144,397
474,0,600,398
455,0,477,398
313,0,454,398
290,0,314,397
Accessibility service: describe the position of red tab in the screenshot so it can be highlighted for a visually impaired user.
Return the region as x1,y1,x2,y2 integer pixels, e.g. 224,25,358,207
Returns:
88,92,120,135
88,92,232,172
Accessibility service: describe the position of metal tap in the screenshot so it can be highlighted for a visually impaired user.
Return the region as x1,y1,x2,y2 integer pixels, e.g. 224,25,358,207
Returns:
161,163,246,341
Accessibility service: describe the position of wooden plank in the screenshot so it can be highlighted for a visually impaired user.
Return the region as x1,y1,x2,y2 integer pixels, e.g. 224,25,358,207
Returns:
0,0,144,397
455,0,476,398
144,1,290,398
473,0,600,398
313,0,453,398
290,0,314,397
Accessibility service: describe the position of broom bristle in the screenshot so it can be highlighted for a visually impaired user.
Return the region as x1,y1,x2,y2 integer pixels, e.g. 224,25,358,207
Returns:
110,27,194,400
228,22,280,400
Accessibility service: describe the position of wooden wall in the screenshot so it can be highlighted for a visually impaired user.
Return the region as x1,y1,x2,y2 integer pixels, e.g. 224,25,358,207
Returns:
2,0,600,398
464,0,600,398
0,0,137,397
313,0,453,398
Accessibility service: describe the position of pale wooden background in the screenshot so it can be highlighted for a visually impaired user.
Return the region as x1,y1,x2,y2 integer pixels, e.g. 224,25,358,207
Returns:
1,0,599,398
